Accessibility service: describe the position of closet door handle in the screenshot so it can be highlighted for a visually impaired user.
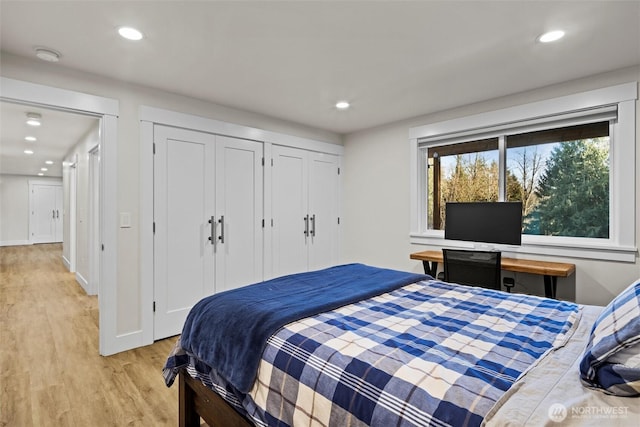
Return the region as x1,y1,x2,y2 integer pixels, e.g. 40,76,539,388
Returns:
56,210,59,219
218,216,225,244
303,215,309,236
310,214,316,237
53,209,56,219
208,216,216,245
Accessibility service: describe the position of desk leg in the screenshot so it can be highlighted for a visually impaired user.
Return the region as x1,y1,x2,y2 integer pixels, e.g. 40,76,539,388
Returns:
544,275,557,299
422,260,438,278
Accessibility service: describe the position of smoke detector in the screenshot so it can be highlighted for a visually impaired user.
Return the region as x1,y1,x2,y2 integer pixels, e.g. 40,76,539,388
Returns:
35,47,61,62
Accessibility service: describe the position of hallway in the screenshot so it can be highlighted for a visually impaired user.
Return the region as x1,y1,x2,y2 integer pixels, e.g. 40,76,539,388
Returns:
0,244,179,426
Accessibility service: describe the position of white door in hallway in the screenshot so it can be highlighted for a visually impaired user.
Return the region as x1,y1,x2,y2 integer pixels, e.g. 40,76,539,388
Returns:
54,185,63,242
30,182,63,244
153,126,216,339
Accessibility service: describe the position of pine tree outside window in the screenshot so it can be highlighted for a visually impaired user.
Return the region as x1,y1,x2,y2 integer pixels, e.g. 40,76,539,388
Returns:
507,123,609,239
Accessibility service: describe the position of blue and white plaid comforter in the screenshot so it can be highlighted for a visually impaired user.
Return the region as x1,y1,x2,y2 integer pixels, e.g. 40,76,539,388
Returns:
174,279,580,427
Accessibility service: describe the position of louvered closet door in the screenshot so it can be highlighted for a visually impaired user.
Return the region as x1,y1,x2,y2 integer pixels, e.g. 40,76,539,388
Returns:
214,135,263,292
308,153,340,271
271,145,309,277
153,125,215,340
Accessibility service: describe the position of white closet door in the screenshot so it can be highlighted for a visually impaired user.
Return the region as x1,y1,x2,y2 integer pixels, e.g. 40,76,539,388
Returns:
54,186,64,242
214,135,263,292
271,146,309,277
153,125,215,340
31,184,58,244
308,153,340,271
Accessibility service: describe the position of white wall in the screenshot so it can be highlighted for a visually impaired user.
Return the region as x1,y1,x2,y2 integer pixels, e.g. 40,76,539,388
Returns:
342,66,640,306
62,122,100,290
0,52,341,341
0,174,61,246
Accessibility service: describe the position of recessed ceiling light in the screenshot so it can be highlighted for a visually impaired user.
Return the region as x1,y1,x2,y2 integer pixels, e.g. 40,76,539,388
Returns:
34,47,61,62
336,101,350,110
25,136,37,142
118,26,144,41
26,112,41,126
24,149,34,155
41,167,48,172
38,173,44,176
45,160,54,165
538,30,565,43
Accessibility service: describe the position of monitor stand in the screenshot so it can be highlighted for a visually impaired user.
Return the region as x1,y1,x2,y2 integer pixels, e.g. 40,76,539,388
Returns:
473,243,497,252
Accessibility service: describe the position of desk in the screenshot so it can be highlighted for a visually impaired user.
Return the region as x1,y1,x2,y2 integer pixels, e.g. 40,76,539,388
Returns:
410,250,576,299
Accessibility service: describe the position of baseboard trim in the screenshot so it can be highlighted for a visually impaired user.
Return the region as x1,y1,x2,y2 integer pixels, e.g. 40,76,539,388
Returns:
0,240,31,247
62,255,71,271
76,271,90,294
100,329,151,356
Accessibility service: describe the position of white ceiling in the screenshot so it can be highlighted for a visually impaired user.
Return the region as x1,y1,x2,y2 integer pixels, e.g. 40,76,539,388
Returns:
1,1,639,176
0,102,98,177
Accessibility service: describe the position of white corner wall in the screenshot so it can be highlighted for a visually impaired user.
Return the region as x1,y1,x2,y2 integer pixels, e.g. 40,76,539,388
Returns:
342,66,640,306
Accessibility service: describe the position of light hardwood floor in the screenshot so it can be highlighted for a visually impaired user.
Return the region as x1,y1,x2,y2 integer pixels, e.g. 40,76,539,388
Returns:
0,244,182,426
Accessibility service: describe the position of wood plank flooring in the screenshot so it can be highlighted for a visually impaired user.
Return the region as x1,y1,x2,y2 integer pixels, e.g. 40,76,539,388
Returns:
0,244,184,426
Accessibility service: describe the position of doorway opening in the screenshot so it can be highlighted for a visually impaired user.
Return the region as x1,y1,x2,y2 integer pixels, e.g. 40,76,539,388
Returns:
1,77,119,355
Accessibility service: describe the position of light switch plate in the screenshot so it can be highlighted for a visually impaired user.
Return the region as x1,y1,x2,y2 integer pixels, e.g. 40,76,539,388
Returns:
120,212,132,228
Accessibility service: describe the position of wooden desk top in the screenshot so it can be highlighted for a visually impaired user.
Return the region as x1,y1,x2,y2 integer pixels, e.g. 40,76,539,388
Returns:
410,250,576,277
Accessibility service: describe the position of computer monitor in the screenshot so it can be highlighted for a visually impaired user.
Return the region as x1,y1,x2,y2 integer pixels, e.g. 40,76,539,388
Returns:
444,202,523,246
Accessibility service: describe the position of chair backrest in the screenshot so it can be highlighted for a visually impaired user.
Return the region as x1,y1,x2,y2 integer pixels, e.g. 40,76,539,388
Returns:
442,249,502,290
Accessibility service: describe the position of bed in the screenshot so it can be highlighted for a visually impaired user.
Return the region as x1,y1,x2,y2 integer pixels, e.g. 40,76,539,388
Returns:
163,263,640,426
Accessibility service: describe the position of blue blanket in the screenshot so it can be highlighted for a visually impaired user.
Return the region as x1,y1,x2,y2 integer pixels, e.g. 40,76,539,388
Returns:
175,263,429,393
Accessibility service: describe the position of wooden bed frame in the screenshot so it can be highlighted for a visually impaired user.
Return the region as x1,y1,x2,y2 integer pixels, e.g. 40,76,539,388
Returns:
178,369,253,427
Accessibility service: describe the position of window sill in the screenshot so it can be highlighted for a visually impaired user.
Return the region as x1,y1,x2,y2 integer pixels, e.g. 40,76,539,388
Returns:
409,232,637,263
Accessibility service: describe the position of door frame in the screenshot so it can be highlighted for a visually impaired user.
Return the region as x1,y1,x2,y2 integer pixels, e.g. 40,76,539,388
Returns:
1,77,120,355
68,156,78,272
88,145,100,296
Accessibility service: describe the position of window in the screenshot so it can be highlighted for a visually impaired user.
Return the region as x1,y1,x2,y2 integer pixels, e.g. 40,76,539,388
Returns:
428,122,610,239
410,83,637,261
